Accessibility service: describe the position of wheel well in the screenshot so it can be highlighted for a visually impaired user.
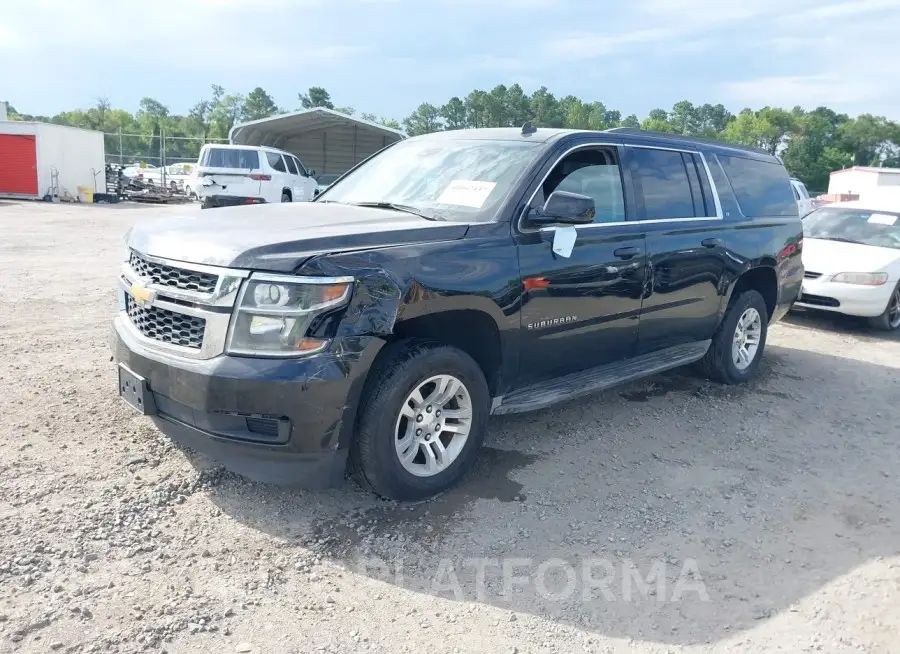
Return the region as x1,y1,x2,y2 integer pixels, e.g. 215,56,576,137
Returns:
388,310,503,394
282,188,292,200
731,267,777,320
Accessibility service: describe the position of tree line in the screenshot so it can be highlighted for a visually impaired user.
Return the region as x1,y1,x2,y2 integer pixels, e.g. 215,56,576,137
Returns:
7,83,900,191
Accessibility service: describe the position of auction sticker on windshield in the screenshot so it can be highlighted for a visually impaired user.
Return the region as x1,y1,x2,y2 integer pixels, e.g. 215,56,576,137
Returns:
437,180,497,208
868,213,898,225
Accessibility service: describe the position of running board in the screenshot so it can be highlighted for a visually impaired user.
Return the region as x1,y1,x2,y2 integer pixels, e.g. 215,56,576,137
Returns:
492,340,711,415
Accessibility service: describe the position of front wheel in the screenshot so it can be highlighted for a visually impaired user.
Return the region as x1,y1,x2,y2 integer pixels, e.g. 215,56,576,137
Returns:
868,283,900,331
350,342,489,501
699,289,769,384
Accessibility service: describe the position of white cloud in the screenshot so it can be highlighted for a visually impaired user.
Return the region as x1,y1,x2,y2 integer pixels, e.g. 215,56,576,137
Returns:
720,3,900,117
542,28,674,60
0,0,361,67
787,0,900,20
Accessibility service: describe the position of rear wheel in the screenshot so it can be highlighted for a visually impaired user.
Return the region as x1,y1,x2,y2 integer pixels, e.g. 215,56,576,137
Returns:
281,192,291,203
350,341,489,501
868,283,900,331
699,289,769,384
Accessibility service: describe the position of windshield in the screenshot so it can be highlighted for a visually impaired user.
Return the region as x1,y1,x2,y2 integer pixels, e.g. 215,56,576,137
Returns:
804,206,900,250
318,137,542,222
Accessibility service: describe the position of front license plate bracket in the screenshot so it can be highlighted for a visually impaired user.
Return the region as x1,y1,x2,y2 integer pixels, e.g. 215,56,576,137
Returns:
118,365,157,415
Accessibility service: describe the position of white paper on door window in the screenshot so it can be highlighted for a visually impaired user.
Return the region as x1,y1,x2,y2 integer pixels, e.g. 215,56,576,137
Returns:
436,180,497,208
868,213,898,225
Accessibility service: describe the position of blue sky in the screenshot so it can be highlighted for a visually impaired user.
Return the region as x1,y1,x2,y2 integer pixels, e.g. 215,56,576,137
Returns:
2,0,899,121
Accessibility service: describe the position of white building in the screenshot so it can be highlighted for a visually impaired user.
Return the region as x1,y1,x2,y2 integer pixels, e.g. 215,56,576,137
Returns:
827,166,900,202
0,121,106,200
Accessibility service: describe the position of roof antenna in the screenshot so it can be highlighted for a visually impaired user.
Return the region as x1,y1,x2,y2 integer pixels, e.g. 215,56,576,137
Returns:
521,121,537,136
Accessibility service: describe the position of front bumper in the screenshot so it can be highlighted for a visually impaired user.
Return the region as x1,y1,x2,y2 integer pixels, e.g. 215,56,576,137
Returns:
112,315,383,488
796,276,895,318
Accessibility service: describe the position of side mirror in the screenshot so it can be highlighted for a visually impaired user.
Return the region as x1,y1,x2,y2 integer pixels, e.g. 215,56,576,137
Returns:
307,169,316,177
528,190,596,226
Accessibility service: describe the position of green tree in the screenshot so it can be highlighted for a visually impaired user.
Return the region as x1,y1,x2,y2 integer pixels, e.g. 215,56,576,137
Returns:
243,87,278,121
402,103,442,136
839,114,896,166
669,101,697,135
641,108,671,132
210,91,245,138
440,97,467,130
529,86,564,127
299,86,334,110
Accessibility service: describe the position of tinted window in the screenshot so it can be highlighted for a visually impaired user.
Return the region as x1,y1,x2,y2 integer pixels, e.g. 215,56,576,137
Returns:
202,148,259,169
718,155,797,217
284,156,298,174
683,153,706,217
266,152,287,173
791,184,800,200
707,155,741,218
545,148,625,223
630,148,696,219
293,157,307,175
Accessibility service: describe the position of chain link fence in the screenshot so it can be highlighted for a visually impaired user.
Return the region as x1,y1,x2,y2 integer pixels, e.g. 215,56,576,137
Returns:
103,130,228,168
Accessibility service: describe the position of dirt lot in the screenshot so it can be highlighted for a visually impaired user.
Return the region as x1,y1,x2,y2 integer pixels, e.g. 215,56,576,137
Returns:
1,201,899,654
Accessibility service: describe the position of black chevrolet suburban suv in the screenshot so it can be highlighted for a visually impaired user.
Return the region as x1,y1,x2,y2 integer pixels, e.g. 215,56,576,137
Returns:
112,126,803,501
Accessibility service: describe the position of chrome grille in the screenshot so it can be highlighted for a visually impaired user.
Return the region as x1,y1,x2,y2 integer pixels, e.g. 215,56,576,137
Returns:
128,250,218,294
125,295,206,349
804,271,822,280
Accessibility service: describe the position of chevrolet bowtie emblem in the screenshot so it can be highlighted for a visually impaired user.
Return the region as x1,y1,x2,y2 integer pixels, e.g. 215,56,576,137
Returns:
129,284,157,307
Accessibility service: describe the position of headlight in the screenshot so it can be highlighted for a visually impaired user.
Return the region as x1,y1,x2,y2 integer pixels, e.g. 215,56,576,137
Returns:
831,272,888,286
226,274,353,357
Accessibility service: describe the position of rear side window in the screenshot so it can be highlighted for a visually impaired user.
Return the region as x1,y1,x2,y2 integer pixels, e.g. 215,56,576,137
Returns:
718,155,798,217
202,148,260,169
630,148,695,219
284,156,298,174
266,152,287,173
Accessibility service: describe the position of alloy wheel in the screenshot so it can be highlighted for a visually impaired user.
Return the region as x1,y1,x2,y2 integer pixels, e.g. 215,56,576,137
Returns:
393,374,473,477
732,307,762,371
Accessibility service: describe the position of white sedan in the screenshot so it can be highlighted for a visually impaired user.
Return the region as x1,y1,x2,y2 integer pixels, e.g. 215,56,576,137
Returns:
797,199,900,331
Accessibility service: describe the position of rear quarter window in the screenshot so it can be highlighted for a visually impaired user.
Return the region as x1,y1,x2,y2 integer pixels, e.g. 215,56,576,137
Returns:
266,152,287,173
718,154,798,217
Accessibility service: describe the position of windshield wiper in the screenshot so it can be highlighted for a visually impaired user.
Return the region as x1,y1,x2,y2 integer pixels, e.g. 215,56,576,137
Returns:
347,201,442,221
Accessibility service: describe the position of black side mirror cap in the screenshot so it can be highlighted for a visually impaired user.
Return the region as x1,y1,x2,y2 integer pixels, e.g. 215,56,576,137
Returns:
528,190,596,226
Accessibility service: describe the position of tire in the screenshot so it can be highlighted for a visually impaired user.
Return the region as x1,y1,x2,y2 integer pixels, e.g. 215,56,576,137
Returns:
699,289,769,384
349,341,490,501
281,192,291,203
868,283,900,331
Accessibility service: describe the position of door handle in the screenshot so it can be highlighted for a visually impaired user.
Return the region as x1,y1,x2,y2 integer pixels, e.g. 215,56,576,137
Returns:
613,246,641,260
701,238,723,248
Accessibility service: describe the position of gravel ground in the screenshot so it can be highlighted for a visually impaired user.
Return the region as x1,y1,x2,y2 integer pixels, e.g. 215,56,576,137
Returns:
1,201,899,654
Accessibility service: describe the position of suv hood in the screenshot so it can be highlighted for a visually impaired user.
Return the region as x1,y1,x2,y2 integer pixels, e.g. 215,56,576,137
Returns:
126,202,471,271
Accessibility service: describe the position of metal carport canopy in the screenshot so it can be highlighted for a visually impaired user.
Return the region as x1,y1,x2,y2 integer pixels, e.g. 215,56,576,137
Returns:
228,108,406,176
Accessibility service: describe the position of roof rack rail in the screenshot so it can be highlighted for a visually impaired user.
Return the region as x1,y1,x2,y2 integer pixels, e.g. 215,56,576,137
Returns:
602,127,771,156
